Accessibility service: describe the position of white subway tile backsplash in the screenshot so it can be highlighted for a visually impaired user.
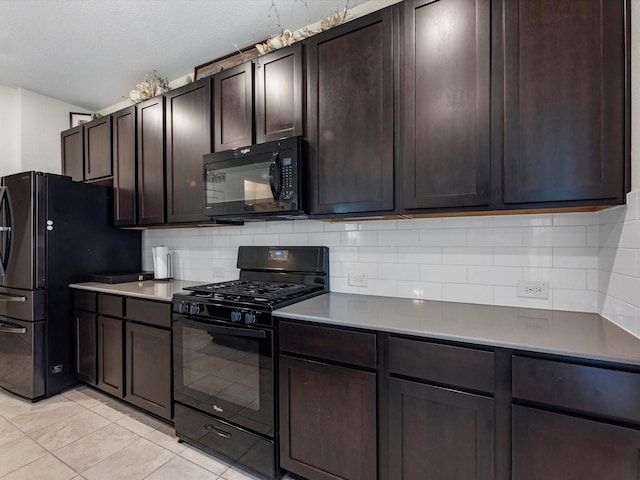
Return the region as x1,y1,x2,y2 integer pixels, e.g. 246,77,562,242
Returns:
141,194,640,337
420,228,466,246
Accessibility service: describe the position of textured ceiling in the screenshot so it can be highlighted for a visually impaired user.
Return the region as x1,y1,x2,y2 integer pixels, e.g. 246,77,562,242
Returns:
0,0,367,111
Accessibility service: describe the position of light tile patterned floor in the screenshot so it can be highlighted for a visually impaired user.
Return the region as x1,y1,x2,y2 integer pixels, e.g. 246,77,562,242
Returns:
0,385,290,480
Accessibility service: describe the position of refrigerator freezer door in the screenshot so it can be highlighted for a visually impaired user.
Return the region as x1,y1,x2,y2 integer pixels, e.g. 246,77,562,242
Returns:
0,172,45,290
0,286,45,321
0,316,45,399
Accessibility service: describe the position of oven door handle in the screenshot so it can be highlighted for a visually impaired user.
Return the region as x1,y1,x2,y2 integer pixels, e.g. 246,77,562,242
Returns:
175,316,267,339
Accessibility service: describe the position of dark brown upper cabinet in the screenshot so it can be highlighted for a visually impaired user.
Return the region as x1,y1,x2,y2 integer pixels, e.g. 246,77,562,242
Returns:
255,43,304,144
307,8,395,216
112,106,137,227
402,0,491,211
83,116,112,181
165,79,212,224
136,96,166,225
213,61,254,151
61,125,84,182
500,0,628,207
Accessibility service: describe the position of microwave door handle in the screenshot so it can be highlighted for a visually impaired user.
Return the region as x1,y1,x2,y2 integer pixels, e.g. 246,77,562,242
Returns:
0,187,13,277
268,152,281,201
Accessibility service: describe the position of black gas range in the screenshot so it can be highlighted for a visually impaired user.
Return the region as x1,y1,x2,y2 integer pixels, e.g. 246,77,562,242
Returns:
172,246,329,480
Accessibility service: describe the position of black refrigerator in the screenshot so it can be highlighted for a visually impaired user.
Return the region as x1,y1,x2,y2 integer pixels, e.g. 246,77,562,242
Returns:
0,171,141,400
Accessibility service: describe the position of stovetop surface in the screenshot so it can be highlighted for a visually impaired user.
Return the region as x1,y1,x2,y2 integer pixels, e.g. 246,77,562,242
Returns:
183,280,325,306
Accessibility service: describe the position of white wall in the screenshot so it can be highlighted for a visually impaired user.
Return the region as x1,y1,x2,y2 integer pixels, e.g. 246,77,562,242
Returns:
0,86,20,177
0,86,89,176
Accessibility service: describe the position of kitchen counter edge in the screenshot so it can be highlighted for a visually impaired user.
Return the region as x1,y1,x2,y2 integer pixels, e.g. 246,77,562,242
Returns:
69,279,201,302
274,292,640,367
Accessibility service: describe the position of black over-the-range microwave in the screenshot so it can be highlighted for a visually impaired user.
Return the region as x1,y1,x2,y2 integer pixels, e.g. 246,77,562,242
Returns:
203,136,306,220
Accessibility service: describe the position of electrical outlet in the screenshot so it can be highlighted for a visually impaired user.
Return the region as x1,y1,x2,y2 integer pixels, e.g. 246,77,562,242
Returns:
517,280,549,299
348,273,368,288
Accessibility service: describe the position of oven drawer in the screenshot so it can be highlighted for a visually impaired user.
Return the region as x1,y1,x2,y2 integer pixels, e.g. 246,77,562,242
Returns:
175,403,275,479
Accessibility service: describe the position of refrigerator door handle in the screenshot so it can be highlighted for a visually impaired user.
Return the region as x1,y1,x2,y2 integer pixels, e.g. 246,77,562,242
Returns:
0,293,26,302
0,322,27,334
0,186,13,276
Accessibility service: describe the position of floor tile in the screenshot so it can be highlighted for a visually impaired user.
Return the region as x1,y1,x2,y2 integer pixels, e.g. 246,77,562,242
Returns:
0,436,47,477
1,453,76,480
220,465,264,480
62,388,104,410
29,409,111,451
144,426,187,454
0,391,42,420
144,455,220,480
89,403,127,422
0,419,27,448
52,423,139,473
81,437,175,480
115,415,156,436
8,399,86,434
179,445,230,476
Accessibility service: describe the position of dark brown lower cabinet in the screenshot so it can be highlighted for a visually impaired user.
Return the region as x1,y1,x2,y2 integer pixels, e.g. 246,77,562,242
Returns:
97,315,124,398
512,406,640,480
125,321,172,420
279,354,377,480
75,310,96,385
388,378,494,480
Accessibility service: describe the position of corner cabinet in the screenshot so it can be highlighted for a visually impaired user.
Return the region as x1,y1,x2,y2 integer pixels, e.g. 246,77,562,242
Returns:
84,115,112,181
401,0,491,211
61,125,84,182
307,8,395,216
499,0,628,207
137,96,166,225
279,320,377,480
165,79,212,224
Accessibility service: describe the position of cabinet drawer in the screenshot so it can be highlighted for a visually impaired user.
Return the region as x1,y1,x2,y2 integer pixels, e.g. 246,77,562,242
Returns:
97,294,123,317
388,336,494,394
74,290,96,312
512,356,640,424
279,320,377,369
125,298,171,328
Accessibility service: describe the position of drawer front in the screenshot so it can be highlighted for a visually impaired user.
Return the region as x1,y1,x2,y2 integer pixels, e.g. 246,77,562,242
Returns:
97,294,124,318
512,355,640,424
174,403,275,479
73,290,96,312
389,336,494,394
279,320,377,369
125,298,171,328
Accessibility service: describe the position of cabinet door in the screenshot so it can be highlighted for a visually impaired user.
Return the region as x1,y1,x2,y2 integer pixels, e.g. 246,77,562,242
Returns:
97,315,123,398
112,106,137,227
165,78,211,224
513,406,640,480
255,44,303,144
307,9,395,215
388,378,494,480
84,116,112,181
502,0,627,205
61,126,84,181
280,355,377,480
125,322,172,420
402,0,490,210
75,310,96,385
137,96,166,225
213,61,254,151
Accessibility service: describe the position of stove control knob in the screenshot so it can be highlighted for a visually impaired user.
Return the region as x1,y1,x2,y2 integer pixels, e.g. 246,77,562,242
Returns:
178,302,189,314
230,310,242,323
244,312,256,325
189,303,201,315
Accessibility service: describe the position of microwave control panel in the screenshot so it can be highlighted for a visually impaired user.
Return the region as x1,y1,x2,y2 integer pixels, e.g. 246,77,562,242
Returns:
281,157,295,201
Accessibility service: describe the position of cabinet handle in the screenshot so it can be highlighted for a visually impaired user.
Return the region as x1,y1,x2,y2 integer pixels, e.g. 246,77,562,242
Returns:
205,424,232,439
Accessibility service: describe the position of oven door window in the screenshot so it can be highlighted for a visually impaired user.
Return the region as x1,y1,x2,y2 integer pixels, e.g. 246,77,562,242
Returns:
174,317,273,436
204,160,278,214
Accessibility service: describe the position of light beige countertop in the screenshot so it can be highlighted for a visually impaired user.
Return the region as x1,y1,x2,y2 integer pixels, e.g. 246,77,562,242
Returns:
69,279,201,302
275,292,640,366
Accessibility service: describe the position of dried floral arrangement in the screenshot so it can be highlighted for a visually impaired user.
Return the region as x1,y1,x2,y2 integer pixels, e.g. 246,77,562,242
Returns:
255,1,351,55
129,70,171,104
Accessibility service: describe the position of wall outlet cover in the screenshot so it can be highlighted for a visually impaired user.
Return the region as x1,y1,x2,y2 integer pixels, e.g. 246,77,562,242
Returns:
517,280,549,299
348,273,368,288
